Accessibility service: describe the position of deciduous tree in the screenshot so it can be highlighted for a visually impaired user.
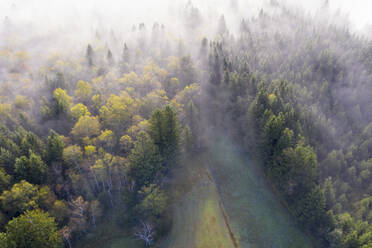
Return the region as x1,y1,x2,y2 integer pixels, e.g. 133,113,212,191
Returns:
4,209,62,248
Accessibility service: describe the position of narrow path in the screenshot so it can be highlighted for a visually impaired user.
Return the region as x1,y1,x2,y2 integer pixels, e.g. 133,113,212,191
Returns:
205,168,239,248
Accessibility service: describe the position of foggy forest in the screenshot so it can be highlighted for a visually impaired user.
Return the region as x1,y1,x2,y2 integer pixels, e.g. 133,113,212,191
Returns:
0,0,371,247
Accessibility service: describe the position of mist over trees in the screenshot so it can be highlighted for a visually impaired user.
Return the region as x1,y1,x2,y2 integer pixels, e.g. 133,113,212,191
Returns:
0,0,371,247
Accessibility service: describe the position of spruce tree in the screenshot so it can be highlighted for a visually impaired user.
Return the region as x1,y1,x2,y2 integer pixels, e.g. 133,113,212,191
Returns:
149,106,180,171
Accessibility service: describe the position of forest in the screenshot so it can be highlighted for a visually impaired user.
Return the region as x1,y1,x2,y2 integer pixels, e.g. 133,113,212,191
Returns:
0,0,371,247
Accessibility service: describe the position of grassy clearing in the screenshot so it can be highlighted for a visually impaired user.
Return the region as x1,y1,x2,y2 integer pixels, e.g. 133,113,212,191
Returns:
110,238,140,248
196,193,235,248
160,157,235,248
207,136,314,248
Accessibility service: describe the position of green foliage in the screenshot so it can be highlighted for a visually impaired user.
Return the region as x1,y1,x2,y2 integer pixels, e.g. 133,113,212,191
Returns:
182,125,194,155
50,88,73,119
71,115,101,140
97,129,115,151
335,213,372,248
138,184,167,218
15,151,48,185
119,135,133,155
0,169,11,194
99,93,133,133
128,132,162,189
0,180,39,217
3,209,62,248
0,180,56,218
46,130,65,165
75,80,93,103
70,103,91,120
63,145,82,169
324,177,336,210
20,131,44,157
294,186,332,233
283,143,318,195
50,200,68,224
0,232,8,248
149,106,180,171
262,112,286,163
184,100,200,150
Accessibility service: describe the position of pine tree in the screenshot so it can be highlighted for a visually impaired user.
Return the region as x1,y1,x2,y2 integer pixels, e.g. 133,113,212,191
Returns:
217,15,228,35
86,44,94,67
46,130,64,165
182,125,194,155
149,106,180,171
107,49,114,66
120,43,130,73
129,132,162,188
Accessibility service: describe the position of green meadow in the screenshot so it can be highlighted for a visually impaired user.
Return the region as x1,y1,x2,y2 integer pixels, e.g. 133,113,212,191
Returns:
207,136,314,248
161,135,313,248
160,156,235,248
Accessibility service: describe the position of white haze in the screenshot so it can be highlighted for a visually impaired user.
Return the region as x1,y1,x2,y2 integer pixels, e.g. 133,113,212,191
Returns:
1,0,372,35
285,0,372,30
0,0,371,61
